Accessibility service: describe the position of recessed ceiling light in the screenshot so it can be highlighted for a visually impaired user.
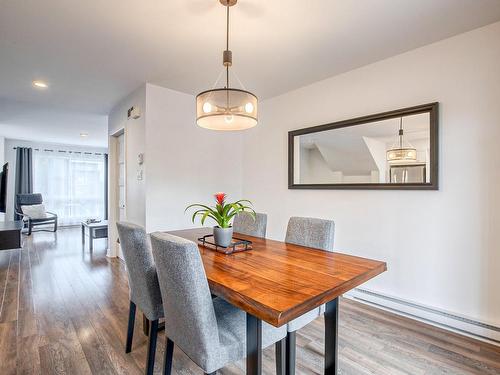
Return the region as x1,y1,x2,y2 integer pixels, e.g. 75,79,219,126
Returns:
80,132,89,137
32,80,48,89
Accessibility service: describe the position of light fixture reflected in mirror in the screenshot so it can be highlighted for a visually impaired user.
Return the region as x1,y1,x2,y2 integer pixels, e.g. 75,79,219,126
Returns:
33,80,48,89
386,117,417,163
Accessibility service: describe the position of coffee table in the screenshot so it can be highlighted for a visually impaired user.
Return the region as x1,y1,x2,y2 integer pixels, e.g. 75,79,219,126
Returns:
81,220,108,251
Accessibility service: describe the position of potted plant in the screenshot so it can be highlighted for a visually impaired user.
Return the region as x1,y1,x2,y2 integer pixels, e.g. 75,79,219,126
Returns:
185,193,255,247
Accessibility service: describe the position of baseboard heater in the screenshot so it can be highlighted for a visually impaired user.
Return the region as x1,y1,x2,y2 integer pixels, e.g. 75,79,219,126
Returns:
346,288,500,345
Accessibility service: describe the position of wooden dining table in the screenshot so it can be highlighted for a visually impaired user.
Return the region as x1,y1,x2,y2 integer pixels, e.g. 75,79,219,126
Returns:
168,228,387,375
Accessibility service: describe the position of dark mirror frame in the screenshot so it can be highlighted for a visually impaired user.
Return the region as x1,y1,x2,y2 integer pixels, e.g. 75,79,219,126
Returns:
288,102,439,190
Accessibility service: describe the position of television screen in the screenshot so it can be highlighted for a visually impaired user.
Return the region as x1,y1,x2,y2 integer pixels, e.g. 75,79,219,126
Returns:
0,163,8,213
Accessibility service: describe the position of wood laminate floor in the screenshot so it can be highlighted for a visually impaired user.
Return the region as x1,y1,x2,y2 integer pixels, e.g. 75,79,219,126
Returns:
0,228,499,375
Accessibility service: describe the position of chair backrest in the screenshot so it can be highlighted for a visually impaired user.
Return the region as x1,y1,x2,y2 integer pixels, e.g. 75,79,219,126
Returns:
285,216,335,251
116,221,163,320
150,232,220,369
233,212,267,238
16,193,43,212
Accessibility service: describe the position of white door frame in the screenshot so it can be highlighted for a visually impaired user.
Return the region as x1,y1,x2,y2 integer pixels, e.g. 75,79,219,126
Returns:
107,127,127,258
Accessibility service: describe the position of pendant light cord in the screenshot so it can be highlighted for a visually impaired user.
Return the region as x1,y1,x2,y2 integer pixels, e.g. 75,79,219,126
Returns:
399,117,403,149
226,3,230,89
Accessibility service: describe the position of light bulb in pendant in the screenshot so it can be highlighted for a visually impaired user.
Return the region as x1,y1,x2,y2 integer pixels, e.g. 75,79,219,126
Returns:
202,102,212,113
244,102,254,113
224,114,234,124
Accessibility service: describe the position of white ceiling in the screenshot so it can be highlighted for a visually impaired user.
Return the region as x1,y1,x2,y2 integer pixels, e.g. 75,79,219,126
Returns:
0,98,107,147
1,0,500,147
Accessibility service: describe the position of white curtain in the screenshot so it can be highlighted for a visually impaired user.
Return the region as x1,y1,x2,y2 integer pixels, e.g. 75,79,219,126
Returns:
33,150,106,226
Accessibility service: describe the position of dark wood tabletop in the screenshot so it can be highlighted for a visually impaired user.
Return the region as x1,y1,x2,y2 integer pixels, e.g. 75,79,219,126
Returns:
167,227,387,327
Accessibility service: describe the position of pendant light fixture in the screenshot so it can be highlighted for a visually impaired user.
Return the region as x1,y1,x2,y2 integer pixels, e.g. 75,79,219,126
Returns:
196,0,258,131
386,117,417,163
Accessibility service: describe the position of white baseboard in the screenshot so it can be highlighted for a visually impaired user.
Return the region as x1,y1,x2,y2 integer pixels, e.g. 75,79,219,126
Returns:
346,288,500,346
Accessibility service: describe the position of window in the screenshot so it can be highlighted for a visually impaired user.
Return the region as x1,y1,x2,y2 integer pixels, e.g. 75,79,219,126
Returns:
33,151,106,226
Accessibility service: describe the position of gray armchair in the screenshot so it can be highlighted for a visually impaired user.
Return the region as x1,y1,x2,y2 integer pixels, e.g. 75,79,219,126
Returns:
15,193,57,235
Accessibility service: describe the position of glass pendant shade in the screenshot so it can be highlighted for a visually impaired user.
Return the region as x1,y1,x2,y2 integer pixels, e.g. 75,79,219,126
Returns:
196,88,258,130
386,147,417,163
196,1,258,131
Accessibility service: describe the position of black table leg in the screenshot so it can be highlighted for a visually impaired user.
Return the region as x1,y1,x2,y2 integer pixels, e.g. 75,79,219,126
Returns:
81,224,85,244
286,331,296,375
145,319,159,375
125,301,136,353
246,313,262,375
324,297,339,375
275,338,286,375
163,337,174,375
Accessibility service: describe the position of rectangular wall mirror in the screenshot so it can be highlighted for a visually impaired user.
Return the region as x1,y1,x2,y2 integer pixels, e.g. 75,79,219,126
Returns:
288,103,439,190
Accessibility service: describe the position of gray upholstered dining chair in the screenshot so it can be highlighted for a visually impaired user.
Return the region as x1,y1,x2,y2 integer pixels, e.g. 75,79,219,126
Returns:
116,222,164,375
233,212,267,238
284,216,335,374
150,232,287,375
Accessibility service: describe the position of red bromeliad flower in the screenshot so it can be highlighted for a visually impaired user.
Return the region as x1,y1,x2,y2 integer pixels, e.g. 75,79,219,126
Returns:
214,192,227,206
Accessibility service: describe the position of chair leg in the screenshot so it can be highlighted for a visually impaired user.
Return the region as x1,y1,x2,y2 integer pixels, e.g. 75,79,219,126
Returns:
125,301,136,353
275,338,286,375
145,319,159,375
28,220,32,236
286,331,296,375
143,314,150,336
163,337,174,375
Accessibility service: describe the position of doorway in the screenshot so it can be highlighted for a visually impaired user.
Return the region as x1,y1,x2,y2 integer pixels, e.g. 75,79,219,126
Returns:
107,128,126,258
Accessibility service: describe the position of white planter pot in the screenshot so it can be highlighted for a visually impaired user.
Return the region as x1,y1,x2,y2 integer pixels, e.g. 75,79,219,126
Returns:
213,226,233,247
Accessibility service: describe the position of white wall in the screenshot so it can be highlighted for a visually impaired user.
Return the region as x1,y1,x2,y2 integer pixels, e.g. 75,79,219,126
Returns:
0,137,4,166
108,83,243,235
242,22,500,327
363,137,386,183
300,147,348,184
3,138,107,220
144,84,243,232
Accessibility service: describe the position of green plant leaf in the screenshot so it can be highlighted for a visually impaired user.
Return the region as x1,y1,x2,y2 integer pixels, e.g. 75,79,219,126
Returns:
201,210,211,226
216,203,224,215
222,203,233,217
233,199,253,206
191,209,206,223
185,203,212,213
